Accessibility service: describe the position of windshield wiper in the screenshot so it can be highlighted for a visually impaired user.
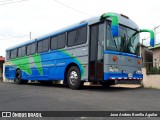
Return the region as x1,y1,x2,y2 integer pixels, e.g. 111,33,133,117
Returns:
111,33,119,52
128,31,139,55
135,42,140,56
119,34,126,54
128,38,136,53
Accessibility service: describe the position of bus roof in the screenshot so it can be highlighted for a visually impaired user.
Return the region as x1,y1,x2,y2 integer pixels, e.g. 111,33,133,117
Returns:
6,12,139,51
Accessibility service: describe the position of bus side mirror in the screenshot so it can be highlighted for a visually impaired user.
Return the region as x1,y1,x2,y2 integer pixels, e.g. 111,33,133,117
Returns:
100,13,119,37
150,36,154,47
140,29,155,47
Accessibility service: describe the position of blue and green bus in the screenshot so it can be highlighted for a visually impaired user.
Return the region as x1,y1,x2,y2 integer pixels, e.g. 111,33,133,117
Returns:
5,12,154,89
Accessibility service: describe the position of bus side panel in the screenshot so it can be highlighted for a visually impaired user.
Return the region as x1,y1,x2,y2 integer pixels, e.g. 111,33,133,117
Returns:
61,45,88,81
45,47,88,81
5,45,89,81
5,65,16,80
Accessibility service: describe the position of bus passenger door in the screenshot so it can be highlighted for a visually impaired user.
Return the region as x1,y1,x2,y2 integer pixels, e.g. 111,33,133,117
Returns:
89,23,104,81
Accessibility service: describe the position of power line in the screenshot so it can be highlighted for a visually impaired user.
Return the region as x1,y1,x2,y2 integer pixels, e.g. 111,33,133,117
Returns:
53,0,91,17
0,33,26,37
0,0,14,2
0,0,27,5
143,31,160,40
142,25,160,41
0,34,29,40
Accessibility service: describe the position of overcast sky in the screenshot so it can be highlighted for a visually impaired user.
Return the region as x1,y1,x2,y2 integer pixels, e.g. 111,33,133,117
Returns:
0,0,160,56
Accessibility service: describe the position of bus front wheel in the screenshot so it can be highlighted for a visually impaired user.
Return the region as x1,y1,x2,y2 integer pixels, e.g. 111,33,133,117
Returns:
67,66,83,89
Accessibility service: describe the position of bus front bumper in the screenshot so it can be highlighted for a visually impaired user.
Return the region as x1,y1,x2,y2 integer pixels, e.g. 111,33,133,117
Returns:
104,72,143,84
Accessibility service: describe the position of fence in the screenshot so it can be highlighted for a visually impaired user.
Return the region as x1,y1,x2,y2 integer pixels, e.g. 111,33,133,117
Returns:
143,62,160,74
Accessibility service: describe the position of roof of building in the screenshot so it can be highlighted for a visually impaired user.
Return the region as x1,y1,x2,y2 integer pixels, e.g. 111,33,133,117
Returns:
0,56,5,61
148,43,160,50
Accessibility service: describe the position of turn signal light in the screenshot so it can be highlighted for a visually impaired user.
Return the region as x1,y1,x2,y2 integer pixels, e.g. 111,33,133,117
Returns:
138,60,141,64
112,56,117,62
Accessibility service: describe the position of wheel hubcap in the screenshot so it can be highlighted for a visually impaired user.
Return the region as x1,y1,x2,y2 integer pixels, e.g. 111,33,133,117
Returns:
69,71,78,85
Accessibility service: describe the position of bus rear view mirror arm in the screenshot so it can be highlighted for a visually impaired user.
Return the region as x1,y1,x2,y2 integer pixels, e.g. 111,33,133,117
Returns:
101,13,119,37
140,29,155,47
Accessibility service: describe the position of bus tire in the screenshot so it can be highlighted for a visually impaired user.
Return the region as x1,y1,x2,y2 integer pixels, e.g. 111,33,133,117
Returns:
15,69,23,84
22,80,28,84
67,66,83,90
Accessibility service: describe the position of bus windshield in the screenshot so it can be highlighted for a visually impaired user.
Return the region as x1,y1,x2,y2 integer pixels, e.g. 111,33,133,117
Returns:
106,22,140,56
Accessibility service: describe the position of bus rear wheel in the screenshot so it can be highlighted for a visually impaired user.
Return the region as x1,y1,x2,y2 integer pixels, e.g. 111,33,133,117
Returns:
67,66,83,90
15,70,22,84
15,70,28,84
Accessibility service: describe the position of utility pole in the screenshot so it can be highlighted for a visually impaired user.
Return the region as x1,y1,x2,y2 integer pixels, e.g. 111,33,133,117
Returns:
142,38,145,45
29,32,32,39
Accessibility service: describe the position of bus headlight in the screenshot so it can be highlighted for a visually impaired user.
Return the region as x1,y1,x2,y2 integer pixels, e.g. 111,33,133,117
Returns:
109,66,114,72
109,66,118,72
138,70,142,74
136,69,142,74
114,67,118,72
122,70,126,73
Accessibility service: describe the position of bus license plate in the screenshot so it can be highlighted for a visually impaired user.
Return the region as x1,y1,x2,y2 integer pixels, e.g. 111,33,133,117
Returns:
128,73,133,78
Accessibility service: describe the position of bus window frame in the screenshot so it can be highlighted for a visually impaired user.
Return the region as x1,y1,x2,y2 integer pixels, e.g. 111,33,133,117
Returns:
37,38,50,53
27,42,37,56
67,25,87,47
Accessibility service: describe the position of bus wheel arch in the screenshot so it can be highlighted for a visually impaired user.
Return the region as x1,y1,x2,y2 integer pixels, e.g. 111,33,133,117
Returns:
64,63,83,89
64,63,79,85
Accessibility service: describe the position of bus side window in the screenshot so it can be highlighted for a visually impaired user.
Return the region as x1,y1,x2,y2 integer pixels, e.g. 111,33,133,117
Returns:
30,43,36,55
51,36,58,50
27,44,31,55
18,47,22,57
11,49,17,59
38,41,43,53
57,33,65,49
38,38,49,53
11,50,14,59
21,46,26,57
43,38,49,52
27,43,36,55
67,26,87,47
6,51,11,60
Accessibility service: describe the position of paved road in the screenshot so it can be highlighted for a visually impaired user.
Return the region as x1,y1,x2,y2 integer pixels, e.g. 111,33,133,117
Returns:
0,82,160,120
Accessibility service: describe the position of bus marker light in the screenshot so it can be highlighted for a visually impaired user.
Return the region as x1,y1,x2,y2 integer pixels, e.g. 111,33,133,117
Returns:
138,60,141,64
122,70,126,73
120,14,129,19
83,65,86,68
112,56,117,62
